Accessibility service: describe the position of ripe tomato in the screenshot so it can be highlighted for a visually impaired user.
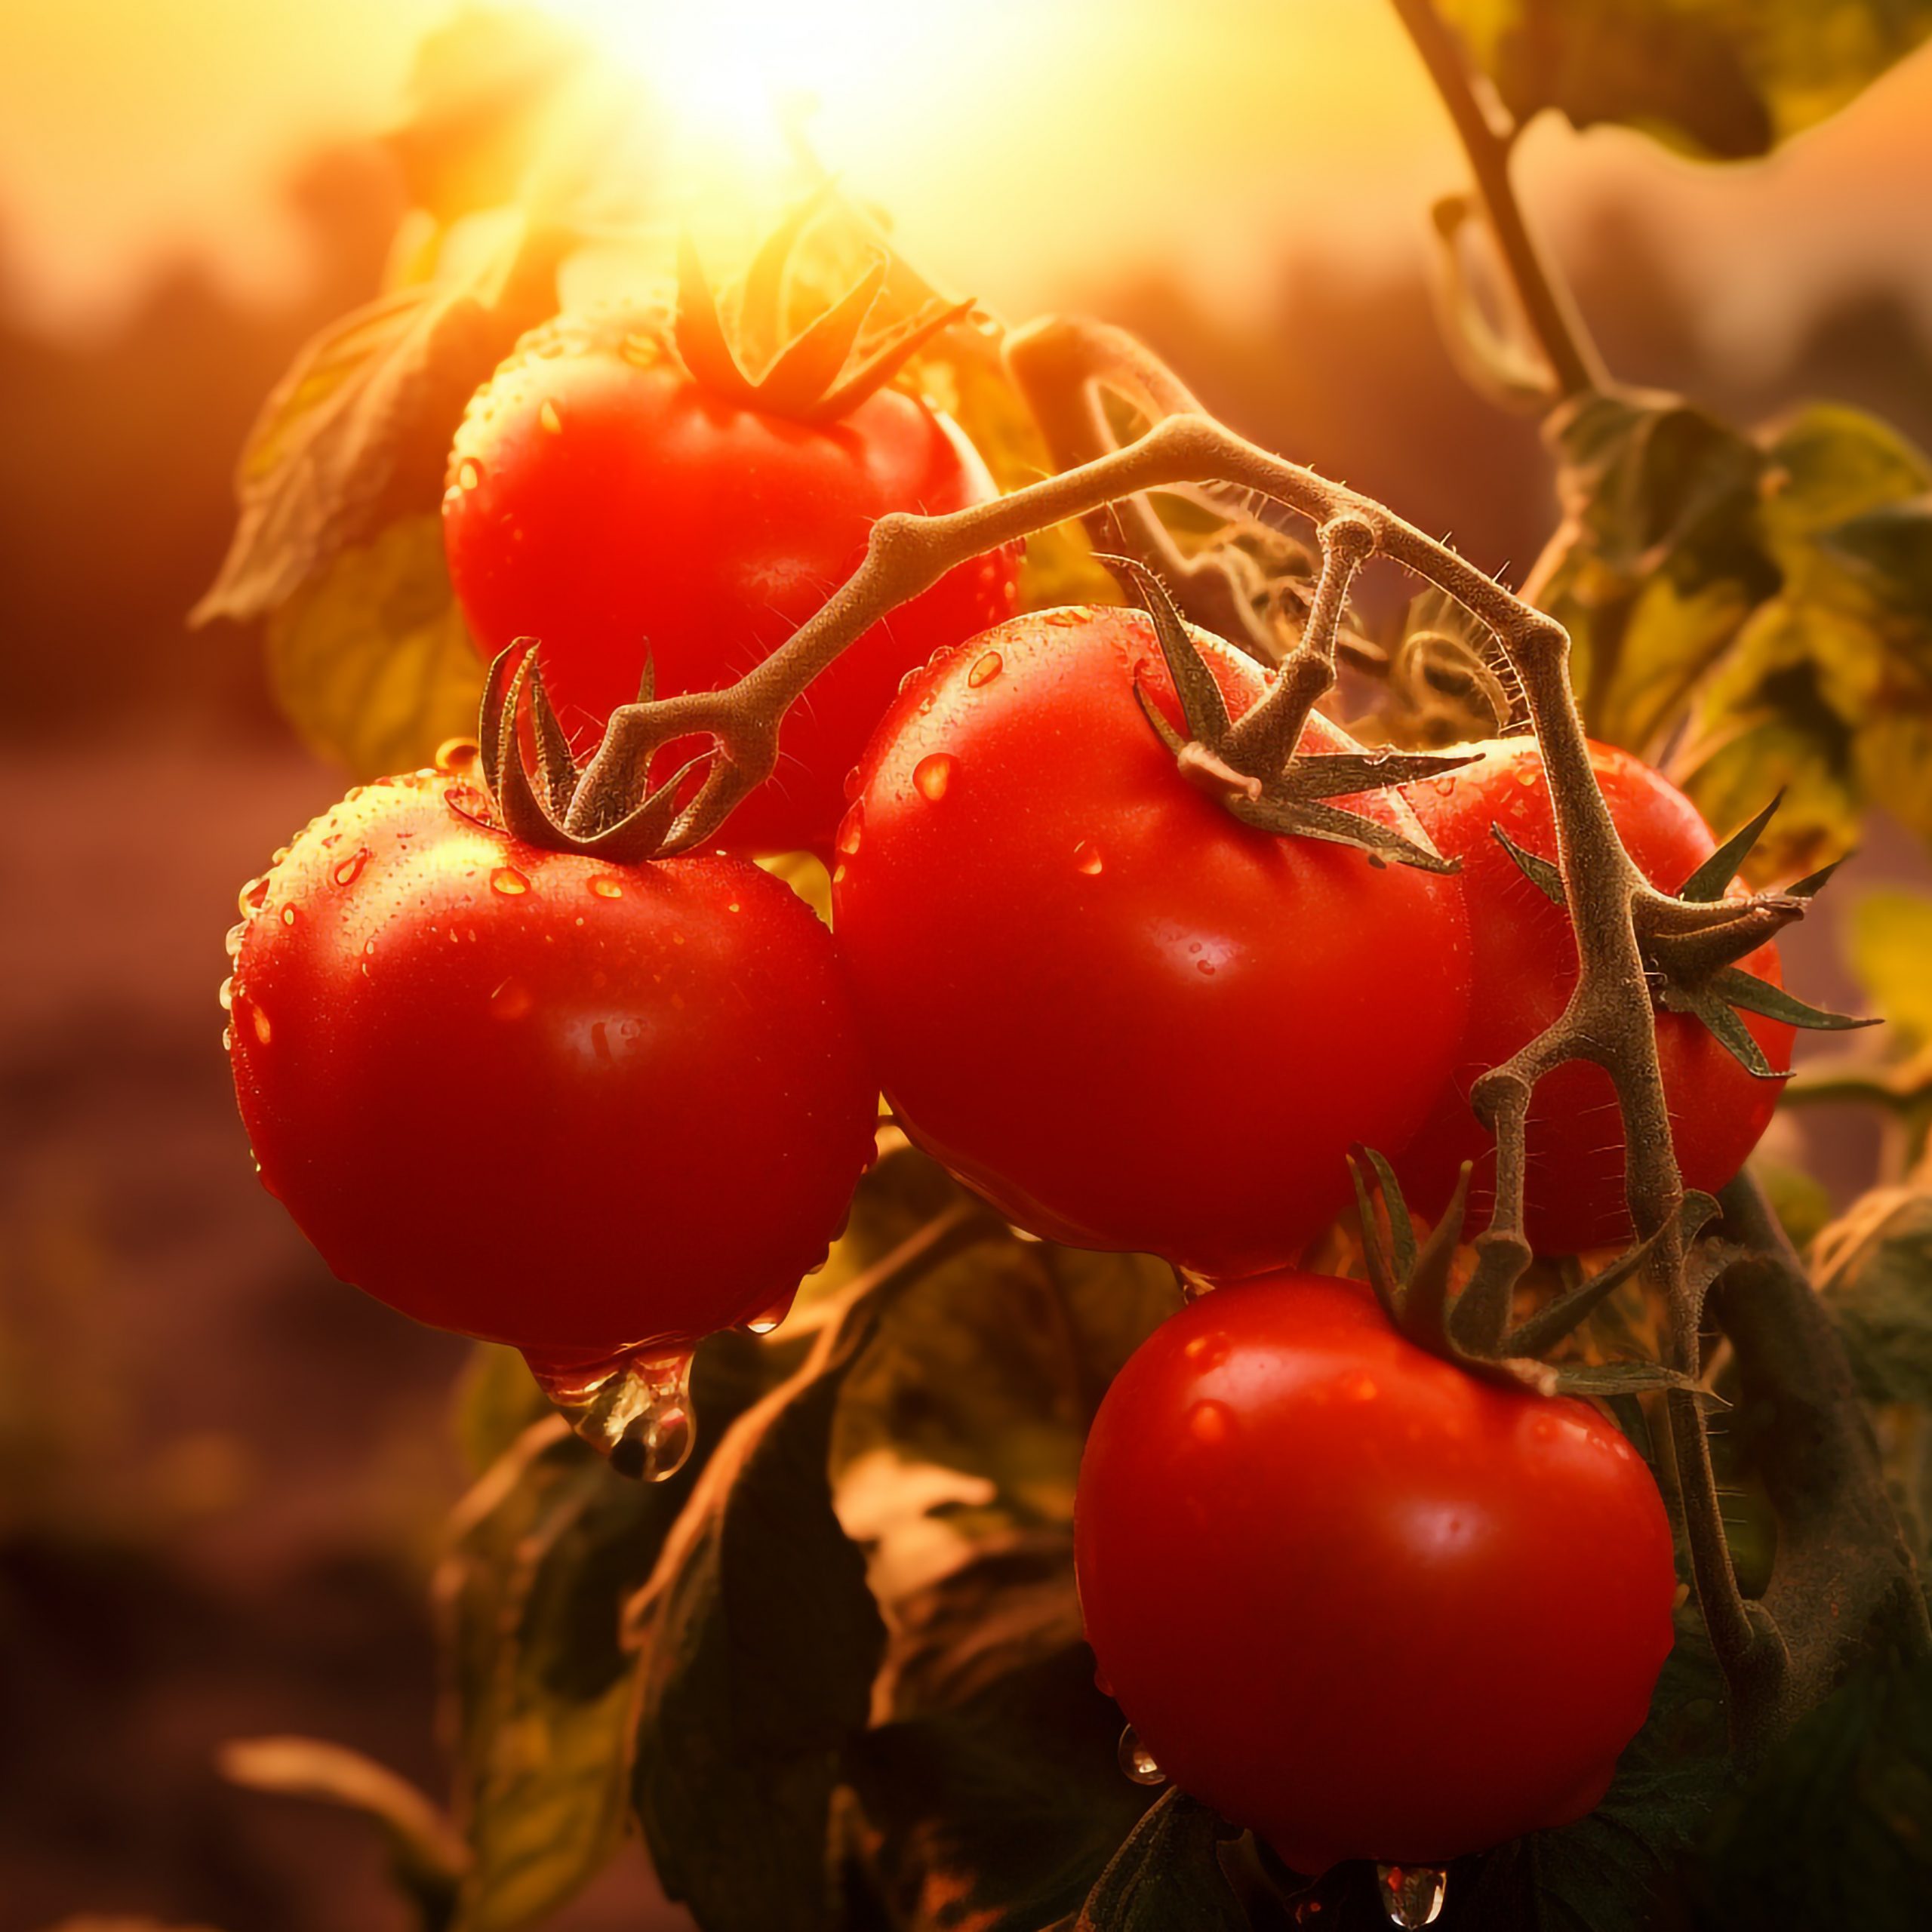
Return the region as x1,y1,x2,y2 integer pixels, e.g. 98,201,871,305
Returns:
224,767,878,1369
1393,737,1792,1252
829,605,1472,1278
1075,1272,1675,1873
441,312,1017,856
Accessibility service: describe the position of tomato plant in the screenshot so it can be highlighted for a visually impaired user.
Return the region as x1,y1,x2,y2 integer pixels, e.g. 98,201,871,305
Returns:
830,603,1472,1278
224,762,878,1371
442,303,1018,857
1075,1270,1678,1875
1394,738,1794,1251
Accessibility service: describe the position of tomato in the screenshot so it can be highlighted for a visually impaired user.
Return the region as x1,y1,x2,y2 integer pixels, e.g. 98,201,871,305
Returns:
1393,737,1792,1252
829,605,1472,1278
441,311,1018,856
223,766,878,1371
1075,1271,1675,1872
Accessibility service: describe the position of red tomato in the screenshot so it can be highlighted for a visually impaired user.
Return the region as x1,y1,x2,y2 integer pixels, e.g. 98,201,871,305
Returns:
224,768,878,1367
1075,1272,1676,1872
441,313,1017,855
829,606,1472,1278
1393,737,1792,1252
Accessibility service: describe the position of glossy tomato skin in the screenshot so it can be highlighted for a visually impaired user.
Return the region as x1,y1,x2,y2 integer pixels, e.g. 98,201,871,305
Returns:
1075,1272,1676,1873
441,317,1018,856
1394,738,1792,1252
830,606,1473,1278
226,768,878,1362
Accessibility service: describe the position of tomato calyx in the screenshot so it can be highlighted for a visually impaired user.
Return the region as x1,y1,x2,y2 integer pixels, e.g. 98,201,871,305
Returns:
1494,788,1876,1079
672,189,975,426
1106,554,1473,873
1346,1147,1715,1398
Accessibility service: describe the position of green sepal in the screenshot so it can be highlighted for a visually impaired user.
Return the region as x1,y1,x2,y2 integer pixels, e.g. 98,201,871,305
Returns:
1678,790,1783,901
1706,965,1878,1035
1492,821,1567,903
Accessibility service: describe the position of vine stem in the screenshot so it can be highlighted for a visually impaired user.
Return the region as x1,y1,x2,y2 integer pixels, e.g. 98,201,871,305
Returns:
1385,0,1606,399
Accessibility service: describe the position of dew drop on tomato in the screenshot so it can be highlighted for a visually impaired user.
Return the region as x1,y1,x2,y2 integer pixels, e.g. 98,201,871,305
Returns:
332,849,370,888
835,806,864,856
1073,840,1104,875
587,875,623,900
912,753,954,801
491,866,530,897
968,649,1003,688
1116,1725,1166,1786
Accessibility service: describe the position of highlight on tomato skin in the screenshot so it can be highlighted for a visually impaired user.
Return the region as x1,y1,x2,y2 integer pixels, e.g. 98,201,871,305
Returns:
830,604,1475,1279
1073,1271,1678,1877
1393,737,1795,1254
441,310,1020,858
222,763,880,1364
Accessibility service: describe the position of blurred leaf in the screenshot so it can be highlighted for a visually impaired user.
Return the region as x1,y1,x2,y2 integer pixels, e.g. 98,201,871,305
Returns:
1749,1155,1837,1253
1537,391,1774,753
1849,890,1932,1044
1432,0,1932,158
264,517,486,780
841,1645,1157,1932
451,1343,552,1478
195,253,542,627
1075,1789,1247,1931
1695,1655,1932,1929
438,1330,804,1932
219,1735,468,1929
1814,1183,1932,1409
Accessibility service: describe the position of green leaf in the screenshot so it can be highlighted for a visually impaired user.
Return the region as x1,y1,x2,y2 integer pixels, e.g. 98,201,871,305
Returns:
218,1735,468,1929
1433,0,1932,159
1849,890,1932,1044
440,1331,800,1932
1075,1789,1247,1931
451,1343,552,1479
842,1647,1159,1932
1814,1183,1932,1409
263,516,486,780
629,1259,947,1932
1696,1656,1932,1930
195,263,536,627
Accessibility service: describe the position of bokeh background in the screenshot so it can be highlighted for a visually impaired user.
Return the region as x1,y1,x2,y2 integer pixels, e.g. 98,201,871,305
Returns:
4,3,1931,1927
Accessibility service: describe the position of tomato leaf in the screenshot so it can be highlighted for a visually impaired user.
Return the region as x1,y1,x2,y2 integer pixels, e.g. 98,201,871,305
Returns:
1074,1788,1247,1931
842,1645,1159,1932
1431,0,1932,159
1814,1183,1932,1411
262,516,485,780
439,1331,802,1932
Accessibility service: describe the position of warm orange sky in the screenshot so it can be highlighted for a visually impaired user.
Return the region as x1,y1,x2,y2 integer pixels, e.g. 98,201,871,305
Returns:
2,0,1930,352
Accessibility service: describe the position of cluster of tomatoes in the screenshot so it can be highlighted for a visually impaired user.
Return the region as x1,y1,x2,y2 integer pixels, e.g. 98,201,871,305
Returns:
223,301,1792,1881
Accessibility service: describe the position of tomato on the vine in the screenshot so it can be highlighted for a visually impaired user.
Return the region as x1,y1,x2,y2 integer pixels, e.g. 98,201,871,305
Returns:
1075,1271,1676,1874
1393,737,1793,1252
829,605,1472,1278
224,764,878,1369
441,309,1017,856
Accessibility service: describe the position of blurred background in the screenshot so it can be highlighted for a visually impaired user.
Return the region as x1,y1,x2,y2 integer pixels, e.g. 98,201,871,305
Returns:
3,3,1930,1927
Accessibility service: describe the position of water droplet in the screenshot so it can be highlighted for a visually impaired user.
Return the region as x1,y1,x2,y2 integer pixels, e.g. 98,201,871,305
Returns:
539,398,563,434
332,849,370,888
1187,1398,1233,1444
491,866,531,897
588,875,623,899
1041,607,1084,627
835,807,864,855
968,649,1003,687
251,1004,272,1046
1197,959,1216,977
1377,1864,1447,1927
458,459,483,491
491,978,533,1020
621,331,660,366
223,920,248,960
1515,767,1540,787
912,753,954,801
741,1284,796,1335
842,764,863,801
435,736,481,774
281,904,298,927
832,863,849,885
522,1346,696,1481
1073,841,1104,875
1116,1726,1165,1786
217,975,235,1012
237,875,270,915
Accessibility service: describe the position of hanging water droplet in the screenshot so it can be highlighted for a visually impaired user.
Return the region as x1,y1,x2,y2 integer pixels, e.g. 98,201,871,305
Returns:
491,866,531,897
217,976,235,1012
523,1345,697,1481
912,753,954,801
539,398,563,434
237,875,270,916
332,848,370,888
1116,1725,1165,1786
835,805,864,855
741,1283,796,1336
968,649,1003,687
1377,1863,1447,1928
224,920,248,960
1073,840,1104,875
